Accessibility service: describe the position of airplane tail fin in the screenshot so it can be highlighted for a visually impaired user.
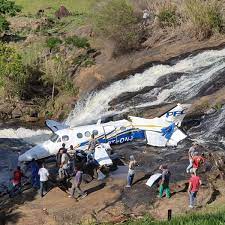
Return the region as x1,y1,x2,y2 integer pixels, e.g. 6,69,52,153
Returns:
160,103,191,127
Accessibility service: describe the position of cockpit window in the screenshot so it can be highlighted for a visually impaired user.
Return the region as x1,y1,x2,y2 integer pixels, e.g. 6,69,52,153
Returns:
77,133,83,138
57,138,61,143
85,131,91,137
50,133,59,142
62,135,69,141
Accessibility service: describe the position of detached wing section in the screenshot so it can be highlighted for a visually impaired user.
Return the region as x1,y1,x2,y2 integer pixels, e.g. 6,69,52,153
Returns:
129,103,190,147
45,120,70,132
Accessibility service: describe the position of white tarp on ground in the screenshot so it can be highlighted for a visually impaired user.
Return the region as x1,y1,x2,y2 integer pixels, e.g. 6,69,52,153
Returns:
94,145,113,166
146,173,162,187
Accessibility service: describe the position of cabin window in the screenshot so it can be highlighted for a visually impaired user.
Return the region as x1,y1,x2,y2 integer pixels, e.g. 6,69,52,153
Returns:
93,130,98,136
50,133,59,143
120,126,126,131
77,133,83,139
85,131,91,137
57,138,61,143
62,135,69,141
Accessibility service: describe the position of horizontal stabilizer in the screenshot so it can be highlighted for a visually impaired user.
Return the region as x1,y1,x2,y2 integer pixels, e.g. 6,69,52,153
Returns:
45,120,70,132
145,128,186,147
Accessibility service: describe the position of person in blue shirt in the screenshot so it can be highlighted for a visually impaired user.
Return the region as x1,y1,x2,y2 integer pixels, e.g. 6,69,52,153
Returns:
29,158,40,189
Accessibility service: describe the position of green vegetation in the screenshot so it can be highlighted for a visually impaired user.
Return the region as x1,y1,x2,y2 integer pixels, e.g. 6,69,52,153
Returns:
41,55,76,102
92,0,140,53
157,2,177,27
46,37,62,52
15,0,98,14
65,35,90,49
0,0,21,34
0,43,28,98
185,0,224,39
116,210,225,225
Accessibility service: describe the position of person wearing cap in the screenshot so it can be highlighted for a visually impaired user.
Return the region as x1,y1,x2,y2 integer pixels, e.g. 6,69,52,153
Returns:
159,165,171,198
186,143,198,173
188,170,202,208
126,155,137,188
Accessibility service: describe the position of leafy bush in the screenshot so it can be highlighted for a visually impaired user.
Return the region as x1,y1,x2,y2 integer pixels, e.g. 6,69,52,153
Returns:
65,35,90,48
0,0,21,34
185,0,224,39
92,0,140,54
0,43,28,98
157,3,177,27
46,37,62,51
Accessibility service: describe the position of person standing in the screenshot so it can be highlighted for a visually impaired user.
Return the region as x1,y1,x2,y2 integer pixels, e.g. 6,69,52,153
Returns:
38,163,49,197
126,155,137,188
29,158,40,189
188,171,202,208
142,9,150,26
192,153,205,175
87,134,98,161
186,143,198,173
60,149,70,178
159,165,171,198
68,165,87,199
56,143,66,167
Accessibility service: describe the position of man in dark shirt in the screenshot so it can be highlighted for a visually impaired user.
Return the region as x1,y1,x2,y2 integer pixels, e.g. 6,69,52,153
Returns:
68,165,87,200
159,164,171,198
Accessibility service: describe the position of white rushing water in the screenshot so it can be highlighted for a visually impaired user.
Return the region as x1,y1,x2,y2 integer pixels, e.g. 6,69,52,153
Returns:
0,128,51,145
66,48,225,126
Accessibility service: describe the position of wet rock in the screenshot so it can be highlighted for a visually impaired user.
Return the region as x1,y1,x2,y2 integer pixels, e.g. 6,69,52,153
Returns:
11,107,22,119
206,108,217,115
55,6,70,19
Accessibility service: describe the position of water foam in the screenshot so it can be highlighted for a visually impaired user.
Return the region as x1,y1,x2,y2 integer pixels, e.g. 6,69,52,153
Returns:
66,48,225,126
0,128,51,145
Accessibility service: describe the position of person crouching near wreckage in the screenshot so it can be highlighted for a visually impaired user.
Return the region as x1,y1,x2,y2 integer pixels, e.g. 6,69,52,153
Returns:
126,155,137,188
159,165,171,198
68,164,87,200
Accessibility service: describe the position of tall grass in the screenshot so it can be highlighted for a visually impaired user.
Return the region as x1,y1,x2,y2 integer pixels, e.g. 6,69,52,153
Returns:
185,0,224,39
114,210,225,225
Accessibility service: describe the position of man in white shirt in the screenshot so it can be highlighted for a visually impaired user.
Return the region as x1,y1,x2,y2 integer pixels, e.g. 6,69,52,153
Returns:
143,9,150,26
38,163,49,197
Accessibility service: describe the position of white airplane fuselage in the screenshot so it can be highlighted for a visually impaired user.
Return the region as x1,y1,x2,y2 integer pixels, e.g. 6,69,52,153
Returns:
18,104,190,162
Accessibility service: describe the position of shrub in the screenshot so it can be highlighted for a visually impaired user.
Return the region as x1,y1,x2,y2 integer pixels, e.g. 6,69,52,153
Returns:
0,43,28,98
65,35,90,48
157,3,177,27
185,0,224,39
92,0,140,54
46,37,62,52
0,0,21,35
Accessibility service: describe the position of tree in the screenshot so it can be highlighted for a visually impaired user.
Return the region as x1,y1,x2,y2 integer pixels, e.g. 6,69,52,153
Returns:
41,55,76,103
0,43,27,99
92,0,140,54
0,0,21,34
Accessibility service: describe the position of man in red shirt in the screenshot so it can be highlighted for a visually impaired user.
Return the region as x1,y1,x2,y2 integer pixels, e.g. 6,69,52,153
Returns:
188,171,202,208
12,166,24,186
192,153,205,175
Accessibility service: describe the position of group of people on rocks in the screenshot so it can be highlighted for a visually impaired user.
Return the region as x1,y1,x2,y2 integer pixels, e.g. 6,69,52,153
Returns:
9,132,206,208
9,134,99,200
125,142,206,208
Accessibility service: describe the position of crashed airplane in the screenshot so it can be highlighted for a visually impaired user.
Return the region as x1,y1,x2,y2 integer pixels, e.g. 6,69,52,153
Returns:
19,103,190,162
